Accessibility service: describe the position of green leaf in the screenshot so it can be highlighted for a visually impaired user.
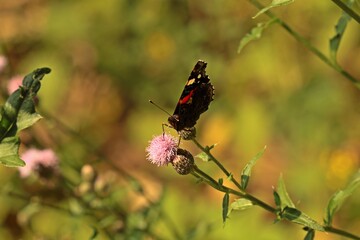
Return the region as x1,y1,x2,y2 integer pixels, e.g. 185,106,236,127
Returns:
222,192,230,224
195,152,210,162
273,189,281,209
304,229,315,240
0,90,23,140
253,0,295,19
0,67,50,167
282,207,324,231
325,169,360,226
0,137,25,167
17,111,42,132
228,198,253,216
16,96,42,131
195,144,216,162
240,175,250,190
205,144,216,151
329,6,352,63
240,146,266,190
218,178,223,186
88,226,98,240
238,20,276,53
277,174,295,209
0,67,50,142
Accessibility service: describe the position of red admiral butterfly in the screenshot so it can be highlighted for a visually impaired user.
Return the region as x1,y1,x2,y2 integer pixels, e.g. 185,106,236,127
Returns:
168,60,214,133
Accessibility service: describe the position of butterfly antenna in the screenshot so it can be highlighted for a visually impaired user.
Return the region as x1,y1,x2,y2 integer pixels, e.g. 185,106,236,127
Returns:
149,100,172,117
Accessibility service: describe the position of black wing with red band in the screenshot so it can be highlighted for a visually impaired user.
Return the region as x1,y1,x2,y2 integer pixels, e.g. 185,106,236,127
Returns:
168,60,214,131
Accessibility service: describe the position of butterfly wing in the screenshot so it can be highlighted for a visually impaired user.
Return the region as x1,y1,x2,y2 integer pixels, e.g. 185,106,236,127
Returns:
168,60,214,131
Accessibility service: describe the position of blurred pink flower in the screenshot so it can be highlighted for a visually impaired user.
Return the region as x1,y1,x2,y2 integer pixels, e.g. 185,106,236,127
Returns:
19,149,59,178
7,75,23,94
146,134,178,166
0,56,7,73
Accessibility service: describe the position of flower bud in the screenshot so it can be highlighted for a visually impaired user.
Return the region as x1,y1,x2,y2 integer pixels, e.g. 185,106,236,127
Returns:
179,127,196,140
77,182,92,195
81,164,96,182
172,148,194,175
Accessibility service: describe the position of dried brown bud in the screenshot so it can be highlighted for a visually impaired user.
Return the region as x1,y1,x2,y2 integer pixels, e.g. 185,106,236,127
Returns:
172,148,195,175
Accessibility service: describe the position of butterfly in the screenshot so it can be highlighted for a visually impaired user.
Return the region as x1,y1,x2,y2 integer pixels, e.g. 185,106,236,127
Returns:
167,60,214,133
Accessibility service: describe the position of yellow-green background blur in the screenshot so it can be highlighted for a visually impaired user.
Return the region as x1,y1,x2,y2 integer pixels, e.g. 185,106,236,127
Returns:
0,0,359,239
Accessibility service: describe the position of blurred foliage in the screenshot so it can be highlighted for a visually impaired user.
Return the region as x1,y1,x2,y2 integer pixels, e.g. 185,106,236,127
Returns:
0,0,359,239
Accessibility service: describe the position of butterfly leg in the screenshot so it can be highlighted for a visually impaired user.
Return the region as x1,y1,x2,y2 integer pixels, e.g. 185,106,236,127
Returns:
177,135,181,147
161,123,173,137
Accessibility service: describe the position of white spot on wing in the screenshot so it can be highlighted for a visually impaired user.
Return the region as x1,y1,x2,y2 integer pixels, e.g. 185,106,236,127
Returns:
187,79,195,86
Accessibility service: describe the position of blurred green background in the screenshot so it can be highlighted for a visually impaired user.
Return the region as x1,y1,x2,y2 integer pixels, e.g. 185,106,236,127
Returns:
0,0,359,239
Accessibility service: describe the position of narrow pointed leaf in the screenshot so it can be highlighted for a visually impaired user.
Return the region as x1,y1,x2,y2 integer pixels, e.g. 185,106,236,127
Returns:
277,174,295,209
218,178,223,186
0,137,25,167
304,229,315,240
88,226,98,240
238,20,276,53
240,146,266,190
282,207,324,231
205,144,216,151
325,169,360,226
329,4,352,63
222,192,230,224
273,189,281,209
253,0,294,19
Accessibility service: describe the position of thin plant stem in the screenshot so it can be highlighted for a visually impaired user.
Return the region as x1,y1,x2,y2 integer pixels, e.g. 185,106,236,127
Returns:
248,0,360,89
193,164,276,213
331,0,360,24
325,226,360,240
193,165,222,187
191,139,244,192
191,138,360,240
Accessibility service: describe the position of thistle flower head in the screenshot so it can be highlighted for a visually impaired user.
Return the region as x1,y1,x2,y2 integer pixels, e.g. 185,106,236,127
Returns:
146,134,178,166
19,148,59,178
172,148,195,175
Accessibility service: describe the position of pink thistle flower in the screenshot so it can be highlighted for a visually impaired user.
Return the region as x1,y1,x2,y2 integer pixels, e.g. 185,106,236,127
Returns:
146,134,178,166
7,75,23,94
19,148,59,178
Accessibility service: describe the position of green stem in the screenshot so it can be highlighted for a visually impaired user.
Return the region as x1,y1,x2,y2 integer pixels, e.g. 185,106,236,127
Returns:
192,139,244,191
325,226,360,240
193,165,222,187
193,164,277,214
192,138,360,240
248,0,360,89
330,0,360,24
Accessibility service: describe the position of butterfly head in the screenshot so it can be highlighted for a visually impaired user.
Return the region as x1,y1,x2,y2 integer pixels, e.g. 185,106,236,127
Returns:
168,114,180,130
